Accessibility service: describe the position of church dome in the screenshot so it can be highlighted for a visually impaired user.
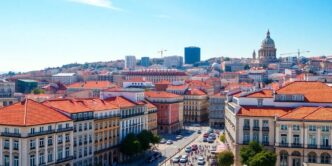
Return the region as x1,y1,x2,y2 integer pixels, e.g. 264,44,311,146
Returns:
261,30,275,48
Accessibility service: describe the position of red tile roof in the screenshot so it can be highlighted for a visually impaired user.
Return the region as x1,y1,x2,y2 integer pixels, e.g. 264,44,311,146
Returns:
0,99,71,126
167,84,188,90
155,80,171,85
105,96,137,108
67,81,115,89
241,89,273,98
280,106,332,121
43,99,92,113
238,106,292,117
276,81,332,103
145,91,181,98
185,88,207,96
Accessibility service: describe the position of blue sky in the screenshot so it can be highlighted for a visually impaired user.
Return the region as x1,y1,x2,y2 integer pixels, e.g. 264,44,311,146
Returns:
0,0,332,72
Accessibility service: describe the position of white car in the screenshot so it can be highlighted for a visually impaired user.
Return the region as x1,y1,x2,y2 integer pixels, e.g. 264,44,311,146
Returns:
172,155,180,163
159,138,166,144
185,146,191,153
166,140,173,145
176,135,183,140
197,156,205,165
180,155,188,163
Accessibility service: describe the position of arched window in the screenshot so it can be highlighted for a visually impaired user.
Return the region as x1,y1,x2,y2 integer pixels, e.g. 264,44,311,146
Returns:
280,150,288,166
308,152,317,163
321,153,331,164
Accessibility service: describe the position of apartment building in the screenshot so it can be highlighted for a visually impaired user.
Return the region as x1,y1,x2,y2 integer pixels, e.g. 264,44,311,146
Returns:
208,93,226,128
145,91,184,134
43,99,95,166
122,69,188,83
224,81,332,166
146,101,158,134
0,99,74,166
183,89,208,123
276,107,332,166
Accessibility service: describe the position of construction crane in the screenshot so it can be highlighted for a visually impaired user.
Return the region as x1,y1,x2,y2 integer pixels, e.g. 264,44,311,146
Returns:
157,49,167,58
280,49,310,59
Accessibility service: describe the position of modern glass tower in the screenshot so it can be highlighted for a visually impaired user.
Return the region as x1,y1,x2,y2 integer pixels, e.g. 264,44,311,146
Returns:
185,46,201,64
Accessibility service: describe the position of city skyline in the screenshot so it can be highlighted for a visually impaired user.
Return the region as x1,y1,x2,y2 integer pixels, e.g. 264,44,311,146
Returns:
1,0,332,72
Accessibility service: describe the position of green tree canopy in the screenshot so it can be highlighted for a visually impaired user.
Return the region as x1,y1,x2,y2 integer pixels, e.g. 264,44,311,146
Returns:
32,88,45,94
240,141,263,165
248,150,276,166
137,130,153,151
217,151,234,166
120,133,142,156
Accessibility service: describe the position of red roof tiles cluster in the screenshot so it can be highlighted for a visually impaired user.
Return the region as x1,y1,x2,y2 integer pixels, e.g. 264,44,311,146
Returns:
237,106,292,117
280,106,332,121
145,91,181,98
0,99,71,126
241,89,273,98
67,81,115,89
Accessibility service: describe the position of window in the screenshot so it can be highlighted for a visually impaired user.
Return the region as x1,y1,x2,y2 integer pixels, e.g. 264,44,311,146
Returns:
79,124,82,131
58,135,63,144
243,132,250,143
321,153,331,164
321,134,329,146
309,134,316,145
58,124,63,130
89,122,92,130
39,153,45,164
244,119,250,127
84,123,87,130
30,128,35,134
4,139,10,149
257,99,263,106
263,120,268,127
281,125,288,130
309,125,316,131
13,140,19,150
48,136,53,146
40,126,44,132
253,120,259,127
253,132,259,143
263,133,269,144
293,135,300,145
48,125,52,131
66,123,69,128
65,134,70,142
30,155,36,166
30,139,35,149
65,147,70,157
39,138,44,147
48,152,53,162
292,125,300,131
281,134,288,144
308,152,317,163
4,155,9,166
14,128,19,134
13,156,19,166
321,126,330,132
58,148,63,159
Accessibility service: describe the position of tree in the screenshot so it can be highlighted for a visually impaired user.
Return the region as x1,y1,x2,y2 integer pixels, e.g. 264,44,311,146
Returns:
240,141,263,165
217,151,234,166
248,150,276,166
120,133,142,156
220,133,225,143
32,88,45,94
137,130,153,151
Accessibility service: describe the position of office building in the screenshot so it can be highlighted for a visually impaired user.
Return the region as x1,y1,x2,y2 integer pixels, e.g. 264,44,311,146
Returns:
185,46,201,64
140,57,150,67
125,56,136,70
163,55,183,69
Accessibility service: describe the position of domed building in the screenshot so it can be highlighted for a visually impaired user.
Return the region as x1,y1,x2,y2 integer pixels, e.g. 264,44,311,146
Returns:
258,30,277,65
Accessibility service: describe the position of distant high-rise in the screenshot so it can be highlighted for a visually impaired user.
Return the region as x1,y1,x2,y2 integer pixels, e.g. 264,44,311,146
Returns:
163,55,183,69
125,55,136,70
140,57,150,67
185,46,201,64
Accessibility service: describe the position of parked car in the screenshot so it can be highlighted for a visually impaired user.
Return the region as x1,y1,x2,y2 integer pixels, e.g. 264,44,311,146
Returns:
208,128,214,133
197,130,202,134
176,135,183,140
209,158,217,166
172,155,181,163
166,140,173,145
203,137,208,142
160,138,166,144
185,146,192,153
191,144,198,151
203,133,209,138
207,137,214,143
180,154,188,163
197,156,205,165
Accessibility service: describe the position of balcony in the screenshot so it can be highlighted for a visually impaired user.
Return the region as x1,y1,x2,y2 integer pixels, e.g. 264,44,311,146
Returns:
243,126,250,130
56,156,74,164
320,145,332,150
262,127,269,131
279,143,288,147
307,144,317,149
57,127,73,133
291,143,302,148
253,126,260,131
1,132,21,138
28,130,55,137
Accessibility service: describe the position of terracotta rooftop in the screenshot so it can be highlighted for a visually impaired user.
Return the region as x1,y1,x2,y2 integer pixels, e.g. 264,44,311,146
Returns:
238,106,292,117
145,91,181,98
43,99,92,113
276,81,332,103
185,88,207,96
155,80,171,85
167,84,188,90
0,99,71,126
241,89,273,98
280,106,332,121
105,96,138,108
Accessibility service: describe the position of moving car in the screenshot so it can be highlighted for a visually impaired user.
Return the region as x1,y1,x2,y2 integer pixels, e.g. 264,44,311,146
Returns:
203,137,208,142
197,156,205,165
166,140,173,145
180,154,188,163
209,158,217,166
197,130,202,134
203,133,209,138
172,155,181,163
191,144,198,151
207,137,214,143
